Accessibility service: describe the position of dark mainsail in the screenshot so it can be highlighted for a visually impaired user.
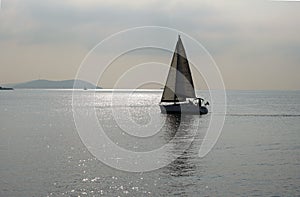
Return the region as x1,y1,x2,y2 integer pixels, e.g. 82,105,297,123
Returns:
161,36,196,102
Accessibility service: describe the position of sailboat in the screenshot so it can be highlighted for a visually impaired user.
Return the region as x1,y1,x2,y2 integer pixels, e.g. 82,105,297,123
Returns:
159,35,209,115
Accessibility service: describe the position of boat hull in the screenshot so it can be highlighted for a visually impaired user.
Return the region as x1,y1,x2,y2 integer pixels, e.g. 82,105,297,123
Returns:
160,103,208,115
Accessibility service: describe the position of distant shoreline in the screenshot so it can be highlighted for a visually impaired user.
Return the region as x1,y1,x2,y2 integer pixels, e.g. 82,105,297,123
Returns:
0,86,14,90
3,79,102,89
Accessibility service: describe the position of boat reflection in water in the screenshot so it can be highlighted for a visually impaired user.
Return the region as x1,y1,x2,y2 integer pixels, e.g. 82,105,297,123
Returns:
158,113,207,195
163,114,198,176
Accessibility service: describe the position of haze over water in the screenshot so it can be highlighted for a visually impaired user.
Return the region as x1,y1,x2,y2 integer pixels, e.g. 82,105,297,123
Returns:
0,90,299,196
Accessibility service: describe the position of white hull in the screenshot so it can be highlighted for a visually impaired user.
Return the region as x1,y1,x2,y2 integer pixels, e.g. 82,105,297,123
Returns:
160,102,208,115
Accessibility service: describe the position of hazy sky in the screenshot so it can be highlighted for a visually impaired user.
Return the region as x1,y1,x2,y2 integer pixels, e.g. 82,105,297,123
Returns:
0,0,299,90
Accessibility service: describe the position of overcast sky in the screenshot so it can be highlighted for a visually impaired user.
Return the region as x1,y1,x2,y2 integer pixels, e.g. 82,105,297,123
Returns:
0,0,299,90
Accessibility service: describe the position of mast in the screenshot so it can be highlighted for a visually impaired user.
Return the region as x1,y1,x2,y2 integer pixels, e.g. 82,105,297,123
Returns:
161,36,196,103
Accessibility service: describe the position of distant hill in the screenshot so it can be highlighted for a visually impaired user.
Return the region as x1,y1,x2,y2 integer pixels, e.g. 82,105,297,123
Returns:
12,79,102,89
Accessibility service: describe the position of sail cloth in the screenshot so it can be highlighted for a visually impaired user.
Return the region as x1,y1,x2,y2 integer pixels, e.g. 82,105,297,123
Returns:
161,36,196,102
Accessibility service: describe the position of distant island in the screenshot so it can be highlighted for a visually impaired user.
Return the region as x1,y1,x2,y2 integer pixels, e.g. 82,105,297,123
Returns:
5,79,102,89
0,86,14,90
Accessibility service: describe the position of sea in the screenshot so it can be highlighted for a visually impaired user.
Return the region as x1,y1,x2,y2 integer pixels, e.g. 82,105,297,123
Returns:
0,89,299,196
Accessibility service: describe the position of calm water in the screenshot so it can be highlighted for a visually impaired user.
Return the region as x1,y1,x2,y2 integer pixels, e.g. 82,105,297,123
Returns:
0,90,300,196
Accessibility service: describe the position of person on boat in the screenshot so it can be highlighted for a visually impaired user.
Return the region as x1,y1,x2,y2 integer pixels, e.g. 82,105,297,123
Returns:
195,98,204,106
